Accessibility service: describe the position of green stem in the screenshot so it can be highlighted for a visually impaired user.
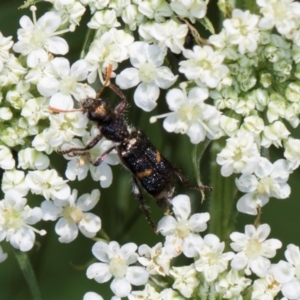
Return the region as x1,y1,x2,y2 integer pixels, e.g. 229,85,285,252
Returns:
14,249,42,300
80,28,96,59
192,138,211,186
209,139,237,248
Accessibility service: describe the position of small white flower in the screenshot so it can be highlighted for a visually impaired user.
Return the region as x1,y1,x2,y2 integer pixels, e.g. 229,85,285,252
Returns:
219,115,239,137
261,121,290,148
87,241,149,298
21,97,50,126
179,45,230,89
61,127,119,188
267,98,286,123
235,158,291,215
18,148,49,170
116,41,177,111
151,86,222,143
0,191,46,251
39,57,94,110
157,194,210,257
129,284,161,300
216,131,260,176
13,7,69,67
85,28,134,82
210,87,239,110
25,169,71,200
272,244,300,300
2,170,29,196
0,54,27,87
0,146,15,170
0,107,12,121
284,138,300,170
194,234,235,282
240,115,265,135
170,264,199,298
230,224,282,277
251,273,281,300
138,0,173,22
0,32,13,63
121,4,145,31
160,288,184,299
151,20,188,54
170,0,207,23
52,1,86,26
215,269,252,299
257,0,300,36
88,9,120,31
41,189,101,243
46,111,89,148
138,242,171,276
223,9,260,54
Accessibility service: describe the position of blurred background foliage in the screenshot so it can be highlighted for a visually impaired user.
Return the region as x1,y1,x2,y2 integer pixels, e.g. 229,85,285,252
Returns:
1,0,300,299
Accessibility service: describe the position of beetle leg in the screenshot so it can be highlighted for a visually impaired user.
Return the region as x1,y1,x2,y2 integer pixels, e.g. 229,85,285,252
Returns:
132,177,157,232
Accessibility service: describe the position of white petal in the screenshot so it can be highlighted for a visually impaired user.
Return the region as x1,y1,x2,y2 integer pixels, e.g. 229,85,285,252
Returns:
157,215,177,235
282,279,300,299
129,42,148,67
19,15,34,30
83,292,104,300
55,217,78,243
285,244,300,266
188,212,210,232
171,194,191,221
41,200,62,221
231,253,248,270
110,277,132,297
37,77,59,97
182,234,203,257
134,82,159,111
71,59,88,81
166,88,186,111
120,243,138,264
49,93,74,110
92,241,110,263
10,227,35,251
76,189,100,211
86,262,112,283
146,44,165,67
25,207,43,224
27,49,48,68
235,175,258,193
79,213,101,237
126,266,149,285
38,12,61,32
255,157,273,178
51,57,70,77
155,67,178,89
186,122,206,144
255,224,271,242
116,68,140,89
46,36,69,55
272,260,295,283
250,256,270,277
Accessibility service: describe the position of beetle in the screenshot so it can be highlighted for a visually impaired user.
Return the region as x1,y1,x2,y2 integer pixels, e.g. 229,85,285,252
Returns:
50,67,211,231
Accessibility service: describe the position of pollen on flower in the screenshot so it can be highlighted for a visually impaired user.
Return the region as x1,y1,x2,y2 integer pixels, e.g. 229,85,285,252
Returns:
63,205,83,223
109,258,128,278
245,239,262,259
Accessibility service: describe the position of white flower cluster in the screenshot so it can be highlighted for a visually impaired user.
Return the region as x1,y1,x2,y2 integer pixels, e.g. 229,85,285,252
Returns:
0,0,300,299
206,2,300,216
83,195,295,299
